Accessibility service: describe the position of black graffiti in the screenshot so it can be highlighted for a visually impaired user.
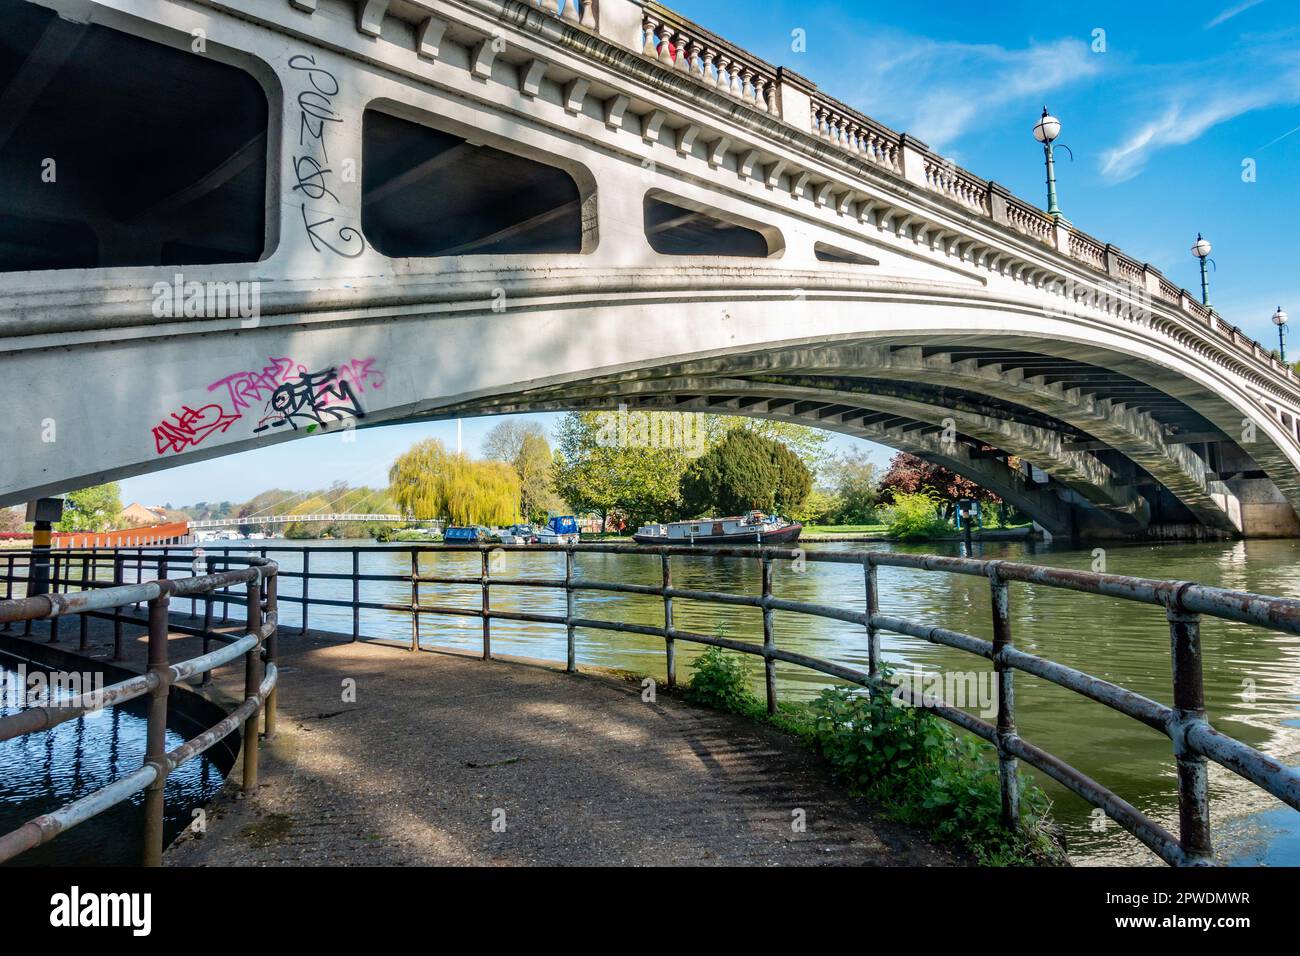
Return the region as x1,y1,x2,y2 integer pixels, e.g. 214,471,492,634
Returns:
292,155,339,202
289,53,364,258
253,367,365,434
299,205,365,258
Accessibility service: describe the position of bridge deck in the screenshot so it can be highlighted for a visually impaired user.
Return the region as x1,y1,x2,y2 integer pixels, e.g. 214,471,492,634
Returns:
9,616,961,867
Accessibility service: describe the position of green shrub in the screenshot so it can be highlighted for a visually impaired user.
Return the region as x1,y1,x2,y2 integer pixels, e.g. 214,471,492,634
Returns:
885,491,950,541
685,642,761,716
807,679,1063,865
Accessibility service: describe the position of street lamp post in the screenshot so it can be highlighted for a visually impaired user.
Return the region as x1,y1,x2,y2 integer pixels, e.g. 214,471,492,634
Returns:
1190,233,1214,307
1033,107,1063,219
1274,306,1289,363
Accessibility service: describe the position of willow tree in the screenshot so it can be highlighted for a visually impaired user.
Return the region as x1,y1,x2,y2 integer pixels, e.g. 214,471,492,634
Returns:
388,438,520,525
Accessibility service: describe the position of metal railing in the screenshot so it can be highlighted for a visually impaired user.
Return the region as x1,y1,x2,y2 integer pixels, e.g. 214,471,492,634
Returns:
0,553,279,866
4,542,1300,866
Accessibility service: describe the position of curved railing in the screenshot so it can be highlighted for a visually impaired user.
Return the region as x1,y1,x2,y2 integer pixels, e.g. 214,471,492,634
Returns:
0,554,279,866
132,539,1297,868
5,541,1299,866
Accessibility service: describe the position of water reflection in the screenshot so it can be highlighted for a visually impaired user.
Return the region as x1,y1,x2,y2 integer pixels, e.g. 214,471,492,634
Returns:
0,657,229,866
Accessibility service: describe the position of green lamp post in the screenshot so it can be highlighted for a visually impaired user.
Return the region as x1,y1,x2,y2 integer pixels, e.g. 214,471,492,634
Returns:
1191,234,1214,307
1273,306,1289,363
1033,107,1063,219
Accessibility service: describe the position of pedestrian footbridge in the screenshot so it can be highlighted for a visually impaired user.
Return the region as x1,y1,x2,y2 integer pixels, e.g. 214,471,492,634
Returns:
3,0,1300,539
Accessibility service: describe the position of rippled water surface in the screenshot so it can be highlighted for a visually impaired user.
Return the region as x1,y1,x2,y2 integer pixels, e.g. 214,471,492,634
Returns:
0,657,231,866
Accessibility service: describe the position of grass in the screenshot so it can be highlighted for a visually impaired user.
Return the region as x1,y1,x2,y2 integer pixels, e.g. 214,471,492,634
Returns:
801,523,889,535
665,643,1065,867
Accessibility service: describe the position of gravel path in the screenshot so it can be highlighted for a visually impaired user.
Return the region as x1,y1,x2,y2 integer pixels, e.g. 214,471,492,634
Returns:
7,616,963,867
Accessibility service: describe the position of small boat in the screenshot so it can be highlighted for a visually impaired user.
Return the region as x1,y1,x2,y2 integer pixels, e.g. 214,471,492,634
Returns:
443,526,489,543
498,524,537,545
536,515,580,545
633,511,802,546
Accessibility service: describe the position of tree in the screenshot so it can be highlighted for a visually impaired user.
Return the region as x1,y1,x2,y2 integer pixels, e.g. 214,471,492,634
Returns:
821,450,879,523
56,483,122,532
697,416,830,473
482,420,547,465
551,412,689,530
0,508,25,534
877,452,1004,519
484,420,563,522
680,428,811,517
388,438,520,525
515,431,563,522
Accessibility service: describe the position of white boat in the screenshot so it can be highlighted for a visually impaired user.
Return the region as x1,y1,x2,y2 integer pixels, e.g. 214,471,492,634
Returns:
498,524,536,545
634,511,802,546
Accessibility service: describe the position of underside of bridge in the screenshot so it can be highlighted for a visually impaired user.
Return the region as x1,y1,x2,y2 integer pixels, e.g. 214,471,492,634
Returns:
426,341,1279,541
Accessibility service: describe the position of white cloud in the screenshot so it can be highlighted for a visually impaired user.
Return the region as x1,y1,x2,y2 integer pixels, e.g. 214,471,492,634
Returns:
844,35,1102,151
1098,52,1300,182
1207,0,1266,29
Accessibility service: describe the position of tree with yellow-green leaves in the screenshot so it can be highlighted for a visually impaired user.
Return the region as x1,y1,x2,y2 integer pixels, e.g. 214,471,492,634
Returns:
388,438,520,526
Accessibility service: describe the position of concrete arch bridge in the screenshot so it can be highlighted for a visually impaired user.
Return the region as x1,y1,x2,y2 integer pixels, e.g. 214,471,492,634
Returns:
3,0,1300,539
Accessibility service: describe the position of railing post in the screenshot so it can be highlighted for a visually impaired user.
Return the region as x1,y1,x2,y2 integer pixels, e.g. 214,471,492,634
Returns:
481,548,491,660
112,554,124,659
79,551,90,650
220,549,230,624
565,547,576,673
988,563,1020,829
200,555,214,685
661,551,675,688
1168,602,1213,865
142,588,172,867
300,548,311,635
761,552,776,715
410,549,419,652
352,548,360,642
242,576,264,792
48,553,60,643
864,556,880,681
263,570,278,740
2,554,12,631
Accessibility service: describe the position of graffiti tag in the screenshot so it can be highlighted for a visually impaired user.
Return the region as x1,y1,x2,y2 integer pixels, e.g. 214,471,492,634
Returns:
289,54,365,258
151,356,383,456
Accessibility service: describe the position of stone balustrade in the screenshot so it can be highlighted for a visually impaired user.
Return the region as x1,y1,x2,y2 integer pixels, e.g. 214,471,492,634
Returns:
532,0,597,29
1069,233,1106,272
809,95,902,172
921,157,989,213
641,5,777,112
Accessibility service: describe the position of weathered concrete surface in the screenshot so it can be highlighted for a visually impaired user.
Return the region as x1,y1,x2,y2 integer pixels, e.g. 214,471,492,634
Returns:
6,616,962,866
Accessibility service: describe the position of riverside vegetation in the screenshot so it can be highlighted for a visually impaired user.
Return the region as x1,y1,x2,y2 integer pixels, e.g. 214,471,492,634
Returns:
680,639,1066,866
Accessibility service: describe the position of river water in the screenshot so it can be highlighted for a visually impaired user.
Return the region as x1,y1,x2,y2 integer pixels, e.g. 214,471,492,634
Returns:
0,657,231,867
8,536,1300,866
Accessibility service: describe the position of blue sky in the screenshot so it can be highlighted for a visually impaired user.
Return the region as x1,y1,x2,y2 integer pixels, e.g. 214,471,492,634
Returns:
123,0,1300,506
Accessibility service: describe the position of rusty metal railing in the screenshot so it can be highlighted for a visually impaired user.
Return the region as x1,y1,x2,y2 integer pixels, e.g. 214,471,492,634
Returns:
0,553,279,866
6,542,1299,866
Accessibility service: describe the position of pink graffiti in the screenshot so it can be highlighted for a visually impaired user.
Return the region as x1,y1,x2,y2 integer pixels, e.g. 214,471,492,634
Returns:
151,356,383,456
207,357,302,412
152,404,240,455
